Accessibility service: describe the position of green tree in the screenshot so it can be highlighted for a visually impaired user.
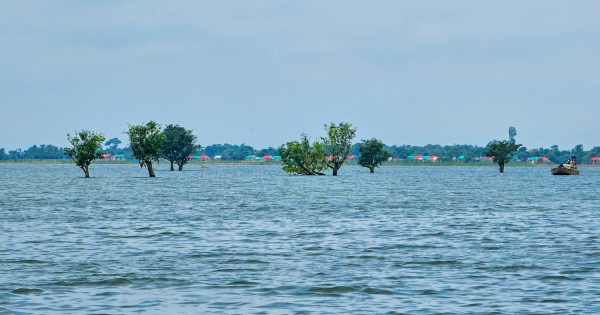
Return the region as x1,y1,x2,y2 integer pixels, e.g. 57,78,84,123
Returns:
508,126,517,143
64,130,106,178
484,140,522,173
105,138,122,150
279,134,327,175
126,121,164,177
358,138,391,173
0,148,7,160
321,122,356,176
161,124,201,171
573,144,584,154
551,145,559,152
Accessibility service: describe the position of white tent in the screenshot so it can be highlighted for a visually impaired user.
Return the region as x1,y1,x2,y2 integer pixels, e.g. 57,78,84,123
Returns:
214,155,222,160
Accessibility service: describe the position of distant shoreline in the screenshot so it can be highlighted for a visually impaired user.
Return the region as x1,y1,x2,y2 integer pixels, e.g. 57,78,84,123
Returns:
2,159,597,167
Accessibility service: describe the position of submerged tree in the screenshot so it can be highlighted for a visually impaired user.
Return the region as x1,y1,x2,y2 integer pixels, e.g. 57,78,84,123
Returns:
279,134,327,175
161,124,202,171
484,140,522,173
126,121,164,177
64,130,106,178
358,138,391,173
321,122,356,176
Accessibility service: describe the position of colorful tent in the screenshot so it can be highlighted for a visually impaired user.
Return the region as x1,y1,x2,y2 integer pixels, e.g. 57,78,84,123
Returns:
272,156,282,160
116,154,125,158
245,155,256,159
255,157,262,160
457,156,465,160
262,155,273,160
414,155,423,160
187,155,193,159
347,155,355,160
422,156,430,160
103,154,111,158
541,157,549,161
199,155,209,159
428,156,439,160
591,157,600,161
407,156,415,159
192,155,200,159
527,157,538,161
214,155,222,160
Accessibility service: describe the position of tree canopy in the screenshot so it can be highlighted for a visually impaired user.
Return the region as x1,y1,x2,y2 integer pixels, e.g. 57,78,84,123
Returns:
64,130,106,177
105,138,122,150
161,124,201,171
279,134,327,175
321,122,356,176
358,139,391,173
126,121,164,177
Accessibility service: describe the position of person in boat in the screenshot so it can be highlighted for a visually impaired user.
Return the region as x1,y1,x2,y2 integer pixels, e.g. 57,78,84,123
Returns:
567,158,571,165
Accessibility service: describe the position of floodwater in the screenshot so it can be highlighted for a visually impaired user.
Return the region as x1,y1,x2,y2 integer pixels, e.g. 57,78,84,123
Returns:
1,164,600,314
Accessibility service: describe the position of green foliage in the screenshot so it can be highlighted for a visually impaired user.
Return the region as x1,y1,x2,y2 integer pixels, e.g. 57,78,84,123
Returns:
161,124,201,170
105,138,122,150
484,140,522,173
358,139,391,173
0,148,7,160
126,121,164,177
279,134,327,175
64,130,106,177
200,143,256,160
509,126,517,143
321,122,356,176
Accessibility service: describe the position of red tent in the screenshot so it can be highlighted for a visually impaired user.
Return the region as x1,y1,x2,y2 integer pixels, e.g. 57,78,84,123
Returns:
414,155,423,159
591,157,600,161
262,155,273,160
199,155,209,159
103,154,111,158
327,155,334,160
541,157,549,161
428,156,439,159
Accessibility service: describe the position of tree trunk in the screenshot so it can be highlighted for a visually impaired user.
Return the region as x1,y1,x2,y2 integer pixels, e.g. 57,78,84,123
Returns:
332,168,338,176
170,161,174,171
178,163,184,171
499,162,505,173
148,161,156,177
370,167,375,173
84,167,90,178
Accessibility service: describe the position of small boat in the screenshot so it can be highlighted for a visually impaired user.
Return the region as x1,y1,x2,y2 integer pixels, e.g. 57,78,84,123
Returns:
551,165,579,175
551,156,580,175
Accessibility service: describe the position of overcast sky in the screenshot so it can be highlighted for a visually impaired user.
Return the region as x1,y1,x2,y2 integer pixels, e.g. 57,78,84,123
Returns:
1,1,599,151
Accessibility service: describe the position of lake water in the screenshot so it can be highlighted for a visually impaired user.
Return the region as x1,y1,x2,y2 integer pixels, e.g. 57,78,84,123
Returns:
1,164,600,314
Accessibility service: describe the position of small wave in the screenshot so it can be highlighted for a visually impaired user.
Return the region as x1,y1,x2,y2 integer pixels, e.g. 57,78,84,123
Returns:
306,286,359,294
362,287,395,295
11,288,43,295
227,280,260,286
539,275,581,281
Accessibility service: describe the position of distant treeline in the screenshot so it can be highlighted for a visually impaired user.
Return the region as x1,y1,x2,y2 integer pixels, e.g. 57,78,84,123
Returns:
1,141,599,164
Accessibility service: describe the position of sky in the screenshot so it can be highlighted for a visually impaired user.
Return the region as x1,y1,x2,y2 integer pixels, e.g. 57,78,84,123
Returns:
1,1,599,151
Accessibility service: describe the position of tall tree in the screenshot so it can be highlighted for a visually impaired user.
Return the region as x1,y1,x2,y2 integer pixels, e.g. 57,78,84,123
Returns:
508,126,517,143
105,138,122,150
126,121,164,177
279,134,327,175
321,122,356,176
484,140,522,173
64,130,106,178
358,139,391,173
161,124,201,171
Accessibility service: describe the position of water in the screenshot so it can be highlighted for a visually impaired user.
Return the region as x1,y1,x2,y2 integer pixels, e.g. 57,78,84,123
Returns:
1,164,600,314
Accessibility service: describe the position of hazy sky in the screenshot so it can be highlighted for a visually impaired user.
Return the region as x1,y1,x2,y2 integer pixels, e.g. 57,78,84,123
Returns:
1,1,599,151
